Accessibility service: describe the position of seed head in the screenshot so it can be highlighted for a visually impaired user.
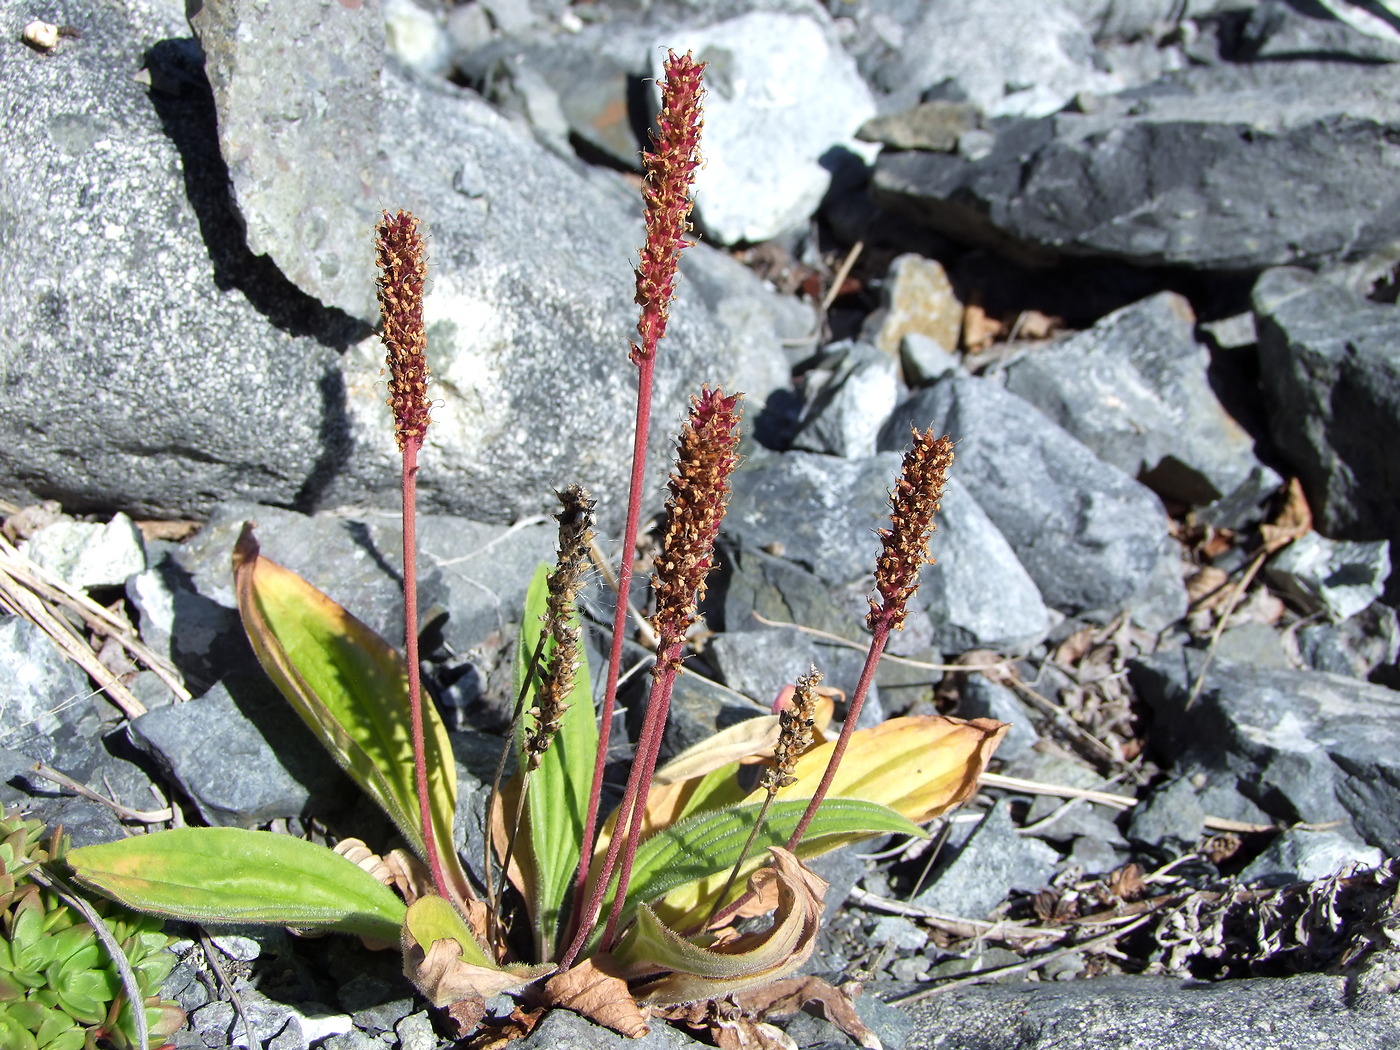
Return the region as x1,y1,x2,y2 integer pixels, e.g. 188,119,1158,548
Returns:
633,50,705,365
763,668,822,792
374,210,431,451
525,485,597,768
650,387,742,666
869,430,954,632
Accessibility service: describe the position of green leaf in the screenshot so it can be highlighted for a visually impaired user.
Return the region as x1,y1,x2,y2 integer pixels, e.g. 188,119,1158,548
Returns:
601,798,920,936
233,526,470,898
67,828,407,941
512,562,598,958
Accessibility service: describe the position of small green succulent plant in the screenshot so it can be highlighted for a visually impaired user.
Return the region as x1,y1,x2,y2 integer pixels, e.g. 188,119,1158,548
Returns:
0,810,184,1050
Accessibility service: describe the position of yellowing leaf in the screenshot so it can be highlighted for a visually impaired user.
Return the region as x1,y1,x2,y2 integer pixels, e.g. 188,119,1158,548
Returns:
232,524,471,901
655,715,1005,926
615,849,826,1006
760,715,1006,823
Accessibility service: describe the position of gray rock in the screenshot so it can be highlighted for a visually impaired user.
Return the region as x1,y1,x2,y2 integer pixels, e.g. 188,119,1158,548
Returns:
854,990,916,1050
869,0,1122,118
1130,651,1400,852
319,64,780,533
455,21,653,164
718,541,867,643
129,672,351,827
1002,292,1272,509
791,343,900,458
20,513,147,590
1296,602,1400,680
189,0,391,319
394,1011,437,1050
1213,621,1290,670
1240,0,1400,62
1255,267,1400,565
1240,828,1384,888
0,615,100,753
516,1002,704,1048
707,627,820,705
383,0,452,77
881,376,1182,620
1126,776,1204,853
166,500,555,665
900,333,963,387
127,549,245,696
660,668,767,759
0,0,352,520
1068,834,1130,875
957,673,1037,762
724,451,905,586
0,0,780,531
1199,311,1258,352
915,801,1059,920
919,477,1054,652
661,13,876,243
1264,531,1391,622
870,914,928,952
857,102,981,153
676,244,804,416
873,62,1400,271
902,970,1400,1050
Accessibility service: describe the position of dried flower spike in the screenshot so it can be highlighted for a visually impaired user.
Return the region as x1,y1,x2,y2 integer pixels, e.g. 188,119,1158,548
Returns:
525,485,597,768
633,50,705,365
375,210,431,451
869,430,955,632
763,668,822,792
650,386,742,664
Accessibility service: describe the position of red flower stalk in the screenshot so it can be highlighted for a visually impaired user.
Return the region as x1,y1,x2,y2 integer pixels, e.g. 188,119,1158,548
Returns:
562,387,741,968
374,210,448,899
569,51,706,945
632,50,706,366
784,429,954,852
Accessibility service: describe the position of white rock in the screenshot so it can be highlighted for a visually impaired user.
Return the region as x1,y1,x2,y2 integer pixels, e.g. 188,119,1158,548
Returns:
883,0,1121,118
383,0,450,75
21,513,146,589
656,14,877,244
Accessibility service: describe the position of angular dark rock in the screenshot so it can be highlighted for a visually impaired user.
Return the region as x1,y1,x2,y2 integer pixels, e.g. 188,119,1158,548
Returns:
873,62,1400,270
1254,268,1400,578
914,801,1059,920
918,477,1053,652
1130,651,1400,851
881,375,1183,620
791,343,900,459
0,2,355,519
724,451,905,586
1002,292,1274,510
128,672,352,828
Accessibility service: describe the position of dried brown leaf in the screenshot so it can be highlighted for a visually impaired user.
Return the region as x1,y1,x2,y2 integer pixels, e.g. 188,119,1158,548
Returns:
1260,477,1312,555
404,937,552,1006
732,977,882,1050
542,957,650,1038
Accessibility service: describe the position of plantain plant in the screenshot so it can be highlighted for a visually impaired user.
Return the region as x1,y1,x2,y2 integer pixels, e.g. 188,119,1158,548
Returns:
64,51,1006,1041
